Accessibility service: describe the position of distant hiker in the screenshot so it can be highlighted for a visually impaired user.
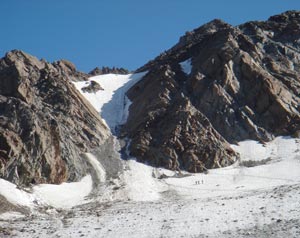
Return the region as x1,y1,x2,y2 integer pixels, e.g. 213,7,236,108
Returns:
195,180,204,185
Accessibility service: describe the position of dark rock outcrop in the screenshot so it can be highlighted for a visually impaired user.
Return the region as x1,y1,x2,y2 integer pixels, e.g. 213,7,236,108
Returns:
89,67,130,76
0,50,109,185
81,80,104,93
123,11,300,172
89,66,130,76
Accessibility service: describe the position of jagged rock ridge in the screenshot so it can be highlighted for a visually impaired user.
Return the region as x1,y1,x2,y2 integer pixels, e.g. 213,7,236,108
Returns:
89,66,130,76
0,50,109,185
123,11,300,172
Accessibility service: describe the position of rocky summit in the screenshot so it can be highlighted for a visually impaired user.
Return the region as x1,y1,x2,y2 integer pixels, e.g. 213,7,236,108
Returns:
122,10,300,172
0,50,109,185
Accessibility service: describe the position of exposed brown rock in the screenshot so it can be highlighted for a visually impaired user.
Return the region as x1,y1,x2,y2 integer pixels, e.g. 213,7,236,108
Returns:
53,59,90,82
123,65,237,172
124,11,300,172
0,50,109,186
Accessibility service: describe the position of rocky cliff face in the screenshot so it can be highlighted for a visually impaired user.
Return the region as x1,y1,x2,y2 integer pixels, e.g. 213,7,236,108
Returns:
123,11,300,172
0,50,109,185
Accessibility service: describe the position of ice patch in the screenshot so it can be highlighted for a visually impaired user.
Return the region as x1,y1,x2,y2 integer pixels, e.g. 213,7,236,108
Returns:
33,175,92,209
120,96,132,125
179,58,192,75
0,174,93,210
231,136,298,161
85,153,106,182
231,140,272,161
121,160,167,201
0,179,36,208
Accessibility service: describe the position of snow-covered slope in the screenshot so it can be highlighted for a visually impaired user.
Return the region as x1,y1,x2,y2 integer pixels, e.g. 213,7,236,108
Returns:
73,72,168,202
1,136,300,237
73,72,147,133
1,72,300,237
0,72,147,213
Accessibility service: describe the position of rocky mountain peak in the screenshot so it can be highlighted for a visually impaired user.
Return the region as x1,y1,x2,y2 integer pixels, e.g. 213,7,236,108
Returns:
177,19,232,45
4,50,44,69
137,19,237,74
268,10,300,23
123,11,300,173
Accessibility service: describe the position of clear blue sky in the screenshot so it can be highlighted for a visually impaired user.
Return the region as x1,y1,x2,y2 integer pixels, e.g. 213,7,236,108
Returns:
1,1,299,72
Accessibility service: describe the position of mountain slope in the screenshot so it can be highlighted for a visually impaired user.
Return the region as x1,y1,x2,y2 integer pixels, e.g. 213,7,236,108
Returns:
123,10,300,172
0,11,300,237
0,50,109,185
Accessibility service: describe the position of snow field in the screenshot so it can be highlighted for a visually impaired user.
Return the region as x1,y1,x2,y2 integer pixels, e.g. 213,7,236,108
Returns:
1,71,300,237
32,175,93,209
164,136,300,199
73,72,147,132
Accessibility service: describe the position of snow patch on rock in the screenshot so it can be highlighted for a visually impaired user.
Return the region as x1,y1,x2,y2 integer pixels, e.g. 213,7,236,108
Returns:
73,72,147,133
179,58,192,74
33,175,93,209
